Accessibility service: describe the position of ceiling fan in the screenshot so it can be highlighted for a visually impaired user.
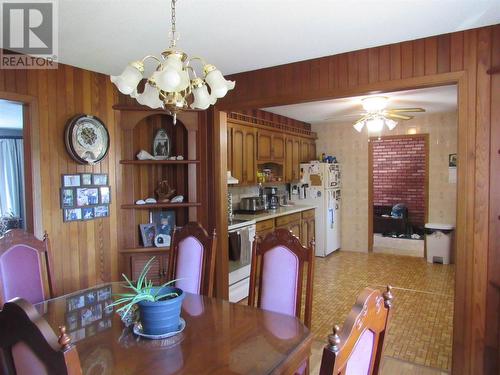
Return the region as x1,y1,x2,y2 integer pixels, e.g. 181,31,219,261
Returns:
353,96,425,132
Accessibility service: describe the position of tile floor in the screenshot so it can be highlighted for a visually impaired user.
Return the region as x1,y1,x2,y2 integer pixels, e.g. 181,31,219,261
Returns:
310,251,454,371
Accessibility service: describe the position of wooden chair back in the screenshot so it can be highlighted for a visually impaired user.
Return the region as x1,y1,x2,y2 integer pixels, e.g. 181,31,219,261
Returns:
0,297,81,375
319,286,394,375
168,222,217,297
0,229,54,306
248,228,315,328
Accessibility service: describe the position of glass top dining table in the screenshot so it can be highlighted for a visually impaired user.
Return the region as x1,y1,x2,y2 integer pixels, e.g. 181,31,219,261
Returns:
34,282,312,375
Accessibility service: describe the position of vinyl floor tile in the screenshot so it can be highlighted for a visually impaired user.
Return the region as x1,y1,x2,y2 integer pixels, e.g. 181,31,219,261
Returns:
311,251,454,371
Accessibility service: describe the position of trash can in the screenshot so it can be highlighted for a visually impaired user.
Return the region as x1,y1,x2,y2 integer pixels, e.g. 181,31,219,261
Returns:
424,223,455,264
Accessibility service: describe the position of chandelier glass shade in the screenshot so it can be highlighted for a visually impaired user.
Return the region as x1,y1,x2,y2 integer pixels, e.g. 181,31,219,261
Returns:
110,0,235,123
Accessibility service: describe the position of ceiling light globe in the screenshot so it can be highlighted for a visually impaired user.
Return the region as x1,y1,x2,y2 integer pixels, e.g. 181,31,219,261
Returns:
385,119,398,130
366,117,384,132
353,121,364,132
204,65,236,99
190,79,216,110
175,69,190,92
156,66,181,92
110,62,144,95
136,82,163,109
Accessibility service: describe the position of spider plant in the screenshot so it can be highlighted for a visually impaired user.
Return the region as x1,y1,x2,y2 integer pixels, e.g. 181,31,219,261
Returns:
110,257,181,317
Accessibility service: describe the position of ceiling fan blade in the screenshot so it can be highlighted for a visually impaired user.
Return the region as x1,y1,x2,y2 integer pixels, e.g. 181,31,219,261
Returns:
388,108,426,113
386,113,413,120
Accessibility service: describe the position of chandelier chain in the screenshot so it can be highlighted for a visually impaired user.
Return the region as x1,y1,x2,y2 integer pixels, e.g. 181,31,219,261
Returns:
170,0,177,47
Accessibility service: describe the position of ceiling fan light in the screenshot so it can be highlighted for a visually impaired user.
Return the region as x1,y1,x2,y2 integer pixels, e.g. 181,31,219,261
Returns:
110,61,144,95
366,117,384,132
136,82,163,109
385,118,398,130
362,96,388,112
353,121,365,132
204,64,236,98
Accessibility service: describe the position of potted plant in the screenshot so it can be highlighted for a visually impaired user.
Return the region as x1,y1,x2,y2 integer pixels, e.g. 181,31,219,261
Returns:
110,257,185,336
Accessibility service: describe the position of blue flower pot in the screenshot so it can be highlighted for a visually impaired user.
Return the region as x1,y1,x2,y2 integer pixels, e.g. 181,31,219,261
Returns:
137,286,185,335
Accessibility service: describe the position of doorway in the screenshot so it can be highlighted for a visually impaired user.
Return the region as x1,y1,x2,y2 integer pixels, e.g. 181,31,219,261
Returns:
369,134,429,257
0,99,26,235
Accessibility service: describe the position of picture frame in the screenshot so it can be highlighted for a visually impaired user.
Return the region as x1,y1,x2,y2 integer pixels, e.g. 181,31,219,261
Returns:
63,208,82,222
99,186,111,204
61,188,75,208
153,129,171,159
94,205,109,218
152,210,176,237
92,174,108,186
140,223,156,247
81,173,92,186
62,174,81,187
77,188,99,206
448,153,457,168
82,207,95,220
97,286,112,302
67,293,85,311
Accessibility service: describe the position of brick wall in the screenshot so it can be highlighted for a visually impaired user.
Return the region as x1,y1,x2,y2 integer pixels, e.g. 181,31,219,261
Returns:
372,136,426,226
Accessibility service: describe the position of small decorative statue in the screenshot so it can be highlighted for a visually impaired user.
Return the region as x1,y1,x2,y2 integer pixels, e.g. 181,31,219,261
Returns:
155,180,176,202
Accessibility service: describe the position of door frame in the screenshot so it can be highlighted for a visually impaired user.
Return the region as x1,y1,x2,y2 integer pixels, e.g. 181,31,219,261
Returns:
368,133,431,253
217,71,469,371
0,91,42,237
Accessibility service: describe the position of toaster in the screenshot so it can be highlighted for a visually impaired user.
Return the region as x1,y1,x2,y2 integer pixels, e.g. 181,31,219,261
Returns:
239,196,266,212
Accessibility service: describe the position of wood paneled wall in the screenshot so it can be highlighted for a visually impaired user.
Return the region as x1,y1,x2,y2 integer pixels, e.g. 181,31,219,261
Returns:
0,62,119,296
236,108,311,130
217,25,500,374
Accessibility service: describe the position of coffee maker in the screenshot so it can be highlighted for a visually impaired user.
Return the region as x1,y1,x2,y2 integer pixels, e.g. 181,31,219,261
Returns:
264,186,279,210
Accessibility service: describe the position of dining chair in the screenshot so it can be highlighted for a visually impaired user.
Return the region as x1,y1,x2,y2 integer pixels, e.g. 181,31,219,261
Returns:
319,286,394,375
167,222,217,297
0,297,82,375
248,228,315,328
0,229,55,306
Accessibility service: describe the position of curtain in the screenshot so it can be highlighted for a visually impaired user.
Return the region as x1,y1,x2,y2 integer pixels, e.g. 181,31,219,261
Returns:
0,138,25,223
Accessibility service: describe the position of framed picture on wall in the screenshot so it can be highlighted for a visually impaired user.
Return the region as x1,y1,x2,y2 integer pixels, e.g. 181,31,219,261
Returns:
82,207,95,220
99,186,111,204
77,188,99,206
81,173,92,186
448,153,457,167
62,174,81,187
63,208,82,222
61,188,75,208
92,174,108,186
94,205,109,218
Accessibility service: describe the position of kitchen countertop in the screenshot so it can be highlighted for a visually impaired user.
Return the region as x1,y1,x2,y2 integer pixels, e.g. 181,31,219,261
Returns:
233,204,317,222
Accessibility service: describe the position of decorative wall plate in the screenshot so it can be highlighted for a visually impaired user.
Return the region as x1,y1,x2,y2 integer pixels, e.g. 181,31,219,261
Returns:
65,114,110,165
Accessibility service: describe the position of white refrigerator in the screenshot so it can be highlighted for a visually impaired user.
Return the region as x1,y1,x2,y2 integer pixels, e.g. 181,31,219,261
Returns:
295,163,341,257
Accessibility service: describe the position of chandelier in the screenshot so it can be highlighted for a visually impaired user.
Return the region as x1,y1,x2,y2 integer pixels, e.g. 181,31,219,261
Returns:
110,0,235,124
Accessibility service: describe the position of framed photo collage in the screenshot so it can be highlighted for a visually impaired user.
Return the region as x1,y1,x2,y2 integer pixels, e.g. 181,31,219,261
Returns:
61,173,111,222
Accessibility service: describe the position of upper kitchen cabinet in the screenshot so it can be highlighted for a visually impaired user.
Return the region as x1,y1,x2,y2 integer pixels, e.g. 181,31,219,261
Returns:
227,111,316,185
257,130,285,161
228,122,257,185
300,138,317,163
285,136,301,182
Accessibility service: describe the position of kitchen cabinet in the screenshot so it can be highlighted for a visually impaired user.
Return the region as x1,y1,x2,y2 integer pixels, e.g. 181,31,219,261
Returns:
257,130,285,161
256,218,275,239
228,122,257,185
227,120,315,185
276,212,302,239
301,209,316,247
285,137,302,182
300,139,317,163
252,209,315,249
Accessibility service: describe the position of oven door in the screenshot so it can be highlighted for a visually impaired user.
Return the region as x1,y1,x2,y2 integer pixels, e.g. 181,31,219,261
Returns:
228,224,256,302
